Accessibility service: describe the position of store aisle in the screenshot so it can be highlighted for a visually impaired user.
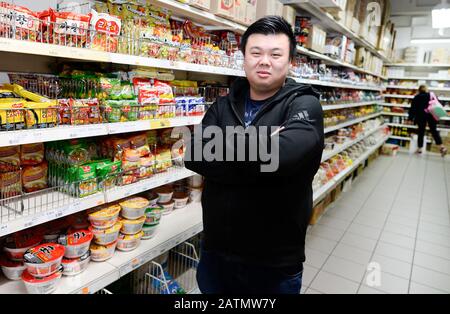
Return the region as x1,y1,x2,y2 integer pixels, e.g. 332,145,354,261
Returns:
303,153,450,294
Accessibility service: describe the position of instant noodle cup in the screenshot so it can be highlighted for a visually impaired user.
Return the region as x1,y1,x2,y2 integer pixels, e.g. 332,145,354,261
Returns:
144,205,163,226
3,233,43,262
119,197,149,219
88,204,121,229
90,241,117,262
118,216,145,235
173,191,189,209
58,229,93,258
158,200,175,216
89,221,122,245
0,256,26,280
22,266,63,294
142,224,159,240
23,243,65,277
147,191,159,205
61,251,90,276
117,231,144,252
155,186,173,203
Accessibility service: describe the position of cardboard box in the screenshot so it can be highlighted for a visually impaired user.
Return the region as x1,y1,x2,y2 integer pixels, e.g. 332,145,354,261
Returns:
282,5,296,26
256,0,283,19
210,0,234,18
344,0,358,29
306,24,327,54
190,0,211,11
309,200,325,225
245,0,258,26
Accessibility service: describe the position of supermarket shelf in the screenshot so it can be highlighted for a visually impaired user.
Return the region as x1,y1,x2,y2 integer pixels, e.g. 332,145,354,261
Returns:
0,192,105,238
0,116,203,148
388,76,450,81
386,123,449,132
381,103,450,111
324,112,382,134
293,77,383,91
382,112,408,117
385,85,450,92
383,94,414,99
322,100,383,111
389,135,410,141
0,202,203,294
296,46,387,79
385,63,450,68
321,124,385,162
281,0,391,63
313,134,389,205
105,168,196,203
0,168,196,238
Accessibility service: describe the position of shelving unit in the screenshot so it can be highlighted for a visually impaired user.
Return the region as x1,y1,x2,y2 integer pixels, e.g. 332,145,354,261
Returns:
385,63,450,68
385,85,450,92
322,101,383,111
388,76,450,81
324,112,382,134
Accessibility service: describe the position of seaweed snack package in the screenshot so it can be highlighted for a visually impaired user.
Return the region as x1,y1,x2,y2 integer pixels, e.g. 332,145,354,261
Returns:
0,145,20,167
90,9,121,53
68,163,98,197
102,100,122,123
61,140,90,166
20,143,44,166
129,133,150,157
0,3,40,42
121,100,140,122
51,11,91,48
22,161,48,193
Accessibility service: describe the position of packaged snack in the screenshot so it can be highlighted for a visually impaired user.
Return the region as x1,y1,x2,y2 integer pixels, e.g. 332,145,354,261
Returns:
20,143,44,166
61,251,90,276
122,148,140,172
90,241,117,262
22,161,48,193
154,80,175,104
0,102,25,131
117,231,144,252
88,204,121,229
0,256,26,281
68,163,98,197
89,221,122,245
119,216,146,235
62,140,90,165
0,3,40,42
22,267,63,294
154,148,173,173
51,11,91,48
139,156,155,179
23,243,65,277
0,145,20,166
120,197,149,219
0,169,22,198
90,9,121,53
24,102,58,129
3,232,43,261
130,134,150,157
58,229,93,259
96,160,121,190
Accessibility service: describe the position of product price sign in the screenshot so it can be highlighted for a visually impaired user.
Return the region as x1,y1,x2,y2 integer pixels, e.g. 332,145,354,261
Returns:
150,119,171,130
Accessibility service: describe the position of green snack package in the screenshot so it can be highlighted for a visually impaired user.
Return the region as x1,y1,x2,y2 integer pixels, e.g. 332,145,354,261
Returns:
96,160,122,190
68,163,98,197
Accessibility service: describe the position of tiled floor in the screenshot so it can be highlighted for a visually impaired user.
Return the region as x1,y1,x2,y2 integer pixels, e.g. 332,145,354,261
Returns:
303,152,450,294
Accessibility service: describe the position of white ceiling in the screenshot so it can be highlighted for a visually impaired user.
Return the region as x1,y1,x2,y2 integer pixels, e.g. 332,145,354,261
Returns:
391,0,441,16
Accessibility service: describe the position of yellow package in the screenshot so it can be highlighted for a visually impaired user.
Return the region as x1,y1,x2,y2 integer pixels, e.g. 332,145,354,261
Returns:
0,102,25,129
24,102,58,128
8,84,51,103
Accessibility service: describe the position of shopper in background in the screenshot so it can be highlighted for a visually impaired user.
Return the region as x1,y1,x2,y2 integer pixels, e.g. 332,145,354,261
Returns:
184,16,324,294
408,85,447,156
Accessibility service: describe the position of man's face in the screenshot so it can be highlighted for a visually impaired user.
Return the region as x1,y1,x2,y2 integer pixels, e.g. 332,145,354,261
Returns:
243,33,291,95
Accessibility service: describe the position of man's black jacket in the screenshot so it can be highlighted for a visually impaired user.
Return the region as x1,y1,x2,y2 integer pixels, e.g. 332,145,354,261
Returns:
184,77,324,267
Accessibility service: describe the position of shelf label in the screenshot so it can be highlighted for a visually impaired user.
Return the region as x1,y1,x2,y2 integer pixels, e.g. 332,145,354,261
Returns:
81,287,90,294
150,119,171,129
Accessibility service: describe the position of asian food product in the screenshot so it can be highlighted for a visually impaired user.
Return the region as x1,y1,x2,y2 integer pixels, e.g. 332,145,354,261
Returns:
90,241,117,262
117,231,144,252
0,257,26,281
142,224,159,240
89,221,122,245
57,229,93,258
119,197,149,219
23,243,65,277
88,204,121,229
144,205,163,226
61,251,90,276
158,200,175,215
22,161,48,193
118,216,146,235
3,233,43,261
20,143,44,166
22,266,63,294
173,191,189,209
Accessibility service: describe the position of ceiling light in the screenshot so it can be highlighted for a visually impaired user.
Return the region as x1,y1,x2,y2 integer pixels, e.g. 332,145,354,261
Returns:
411,38,450,44
432,0,450,29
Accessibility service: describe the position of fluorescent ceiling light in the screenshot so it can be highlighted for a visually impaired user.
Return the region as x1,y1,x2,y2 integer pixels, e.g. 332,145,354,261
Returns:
411,38,450,43
432,0,450,29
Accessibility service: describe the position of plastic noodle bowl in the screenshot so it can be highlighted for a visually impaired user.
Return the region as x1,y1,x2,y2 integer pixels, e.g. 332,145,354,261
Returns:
90,241,117,262
147,192,159,206
155,186,173,203
0,257,26,280
119,216,146,235
61,251,90,276
158,200,175,215
117,231,144,252
58,229,93,259
3,234,43,262
173,191,189,209
144,205,163,225
22,267,63,294
142,224,159,240
89,222,122,245
23,243,65,277
119,197,149,219
88,204,121,229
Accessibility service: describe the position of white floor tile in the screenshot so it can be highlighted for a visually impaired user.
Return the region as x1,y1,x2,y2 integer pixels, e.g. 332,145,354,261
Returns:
302,264,320,287
354,214,386,229
304,247,329,269
322,255,366,283
374,242,414,263
347,223,382,240
340,232,377,252
384,221,417,238
420,213,450,227
379,231,416,250
332,243,373,266
409,282,448,294
413,251,450,275
317,216,352,231
415,240,450,260
419,222,450,238
371,254,412,280
305,235,338,255
357,209,389,220
310,271,359,294
357,286,387,294
362,271,409,294
417,230,450,248
386,213,419,228
411,265,450,293
309,224,345,242
389,209,420,220
300,285,308,294
305,288,323,294
392,199,421,211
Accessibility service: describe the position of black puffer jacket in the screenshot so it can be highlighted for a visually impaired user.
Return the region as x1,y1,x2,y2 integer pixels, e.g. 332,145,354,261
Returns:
184,78,324,267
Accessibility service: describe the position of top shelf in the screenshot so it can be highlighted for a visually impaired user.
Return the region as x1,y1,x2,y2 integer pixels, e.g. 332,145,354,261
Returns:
388,76,450,81
281,0,392,63
296,46,387,79
385,63,450,68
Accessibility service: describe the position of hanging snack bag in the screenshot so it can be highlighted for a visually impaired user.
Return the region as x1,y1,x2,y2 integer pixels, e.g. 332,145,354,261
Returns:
90,9,121,52
20,143,44,166
51,11,91,48
22,161,48,193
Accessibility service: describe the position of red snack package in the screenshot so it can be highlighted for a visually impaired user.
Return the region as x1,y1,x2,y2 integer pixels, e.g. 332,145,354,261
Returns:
0,2,40,42
90,9,121,52
51,11,91,48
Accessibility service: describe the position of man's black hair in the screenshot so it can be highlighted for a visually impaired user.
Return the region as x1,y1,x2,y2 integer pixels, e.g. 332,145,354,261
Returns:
241,15,296,60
